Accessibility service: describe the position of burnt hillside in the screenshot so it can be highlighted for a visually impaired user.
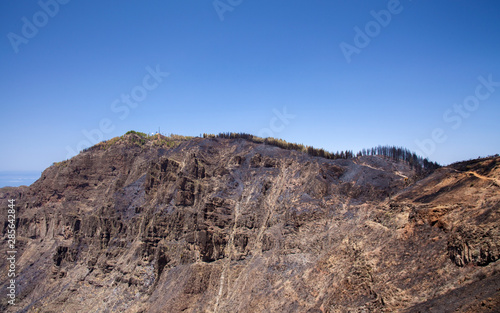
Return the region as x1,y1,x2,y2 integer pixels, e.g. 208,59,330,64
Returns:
0,133,498,312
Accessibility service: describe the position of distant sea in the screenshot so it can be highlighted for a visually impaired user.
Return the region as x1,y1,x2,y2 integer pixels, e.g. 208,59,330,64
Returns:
0,171,41,188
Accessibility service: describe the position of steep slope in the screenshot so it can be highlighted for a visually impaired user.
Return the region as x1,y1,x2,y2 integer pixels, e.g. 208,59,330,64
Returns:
0,134,498,312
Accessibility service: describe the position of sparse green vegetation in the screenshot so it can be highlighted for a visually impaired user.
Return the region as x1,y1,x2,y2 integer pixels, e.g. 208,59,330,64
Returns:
81,131,194,153
125,130,149,138
203,132,440,172
95,136,121,150
79,130,440,173
53,160,69,167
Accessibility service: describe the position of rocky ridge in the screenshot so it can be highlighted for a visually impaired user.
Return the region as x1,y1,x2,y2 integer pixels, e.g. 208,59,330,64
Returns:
0,133,499,312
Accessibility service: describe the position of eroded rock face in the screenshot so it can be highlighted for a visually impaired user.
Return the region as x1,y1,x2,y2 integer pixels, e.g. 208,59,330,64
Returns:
0,135,499,312
448,225,500,267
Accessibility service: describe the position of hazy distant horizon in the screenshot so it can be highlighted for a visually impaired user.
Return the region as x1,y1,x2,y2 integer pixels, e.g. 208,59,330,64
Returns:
0,171,41,188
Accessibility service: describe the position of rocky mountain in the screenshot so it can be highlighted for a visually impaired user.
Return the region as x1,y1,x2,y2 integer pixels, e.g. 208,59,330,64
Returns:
0,133,499,312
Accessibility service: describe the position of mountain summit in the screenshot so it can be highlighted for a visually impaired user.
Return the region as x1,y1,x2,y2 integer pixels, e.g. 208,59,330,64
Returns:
1,132,499,312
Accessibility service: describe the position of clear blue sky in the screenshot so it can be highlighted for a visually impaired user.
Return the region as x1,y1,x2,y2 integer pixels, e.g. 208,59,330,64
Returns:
1,1,499,186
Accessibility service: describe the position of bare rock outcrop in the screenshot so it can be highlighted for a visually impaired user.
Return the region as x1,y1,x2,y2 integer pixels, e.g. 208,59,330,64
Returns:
0,134,499,312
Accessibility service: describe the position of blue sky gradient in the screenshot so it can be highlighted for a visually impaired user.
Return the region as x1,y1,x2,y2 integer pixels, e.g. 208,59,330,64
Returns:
1,0,499,187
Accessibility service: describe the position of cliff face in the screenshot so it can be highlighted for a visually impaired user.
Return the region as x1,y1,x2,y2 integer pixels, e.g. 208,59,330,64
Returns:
0,134,499,312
